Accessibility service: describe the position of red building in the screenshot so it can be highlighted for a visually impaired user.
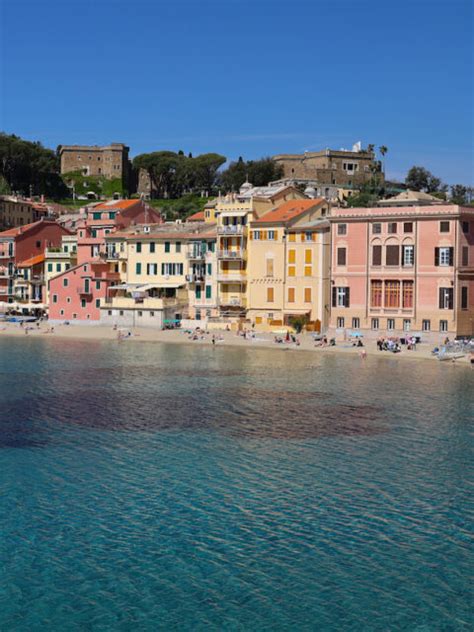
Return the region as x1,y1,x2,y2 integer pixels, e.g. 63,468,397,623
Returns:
0,220,71,305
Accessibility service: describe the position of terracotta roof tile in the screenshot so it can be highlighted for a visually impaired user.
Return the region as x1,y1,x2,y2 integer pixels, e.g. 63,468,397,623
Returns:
254,199,324,224
94,200,140,211
18,253,46,268
187,210,205,221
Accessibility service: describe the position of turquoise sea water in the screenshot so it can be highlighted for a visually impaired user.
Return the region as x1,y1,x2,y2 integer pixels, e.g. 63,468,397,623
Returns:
0,338,472,631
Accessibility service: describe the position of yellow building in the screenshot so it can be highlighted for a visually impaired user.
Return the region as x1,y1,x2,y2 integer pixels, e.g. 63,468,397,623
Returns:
246,198,331,331
215,182,306,318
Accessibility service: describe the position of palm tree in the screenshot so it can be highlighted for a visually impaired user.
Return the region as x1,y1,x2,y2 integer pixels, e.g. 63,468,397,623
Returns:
379,146,388,174
366,144,375,154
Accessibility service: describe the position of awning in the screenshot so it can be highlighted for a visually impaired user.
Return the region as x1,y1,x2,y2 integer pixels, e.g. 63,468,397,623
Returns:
139,282,185,290
109,283,143,290
220,210,248,218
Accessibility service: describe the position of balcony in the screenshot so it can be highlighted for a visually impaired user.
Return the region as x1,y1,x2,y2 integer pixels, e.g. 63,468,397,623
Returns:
217,225,246,235
217,273,246,283
77,287,93,297
186,250,205,260
186,274,205,283
217,249,244,260
219,297,247,307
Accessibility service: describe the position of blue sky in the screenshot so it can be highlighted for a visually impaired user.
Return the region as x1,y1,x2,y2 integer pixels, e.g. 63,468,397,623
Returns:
1,0,473,184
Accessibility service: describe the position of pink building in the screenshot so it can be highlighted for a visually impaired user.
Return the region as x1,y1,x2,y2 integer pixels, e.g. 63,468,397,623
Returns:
0,220,70,306
48,199,162,323
48,260,120,323
329,204,474,341
76,199,162,264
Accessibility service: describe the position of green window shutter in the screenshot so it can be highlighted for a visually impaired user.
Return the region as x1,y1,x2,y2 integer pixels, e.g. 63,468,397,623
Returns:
207,263,212,275
47,263,53,272
165,242,170,253
206,285,212,299
136,262,142,275
196,286,201,299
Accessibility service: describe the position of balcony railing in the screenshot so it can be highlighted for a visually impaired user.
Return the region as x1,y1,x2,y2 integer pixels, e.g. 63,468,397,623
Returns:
186,274,205,283
218,297,247,307
186,250,205,260
77,287,93,296
217,250,244,260
217,273,246,283
217,225,246,235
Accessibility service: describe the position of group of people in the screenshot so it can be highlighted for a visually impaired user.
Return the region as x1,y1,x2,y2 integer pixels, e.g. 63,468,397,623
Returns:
274,331,300,346
376,337,401,353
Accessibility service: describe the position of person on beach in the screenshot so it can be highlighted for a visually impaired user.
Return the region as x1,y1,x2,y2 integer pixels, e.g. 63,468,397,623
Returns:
212,335,215,346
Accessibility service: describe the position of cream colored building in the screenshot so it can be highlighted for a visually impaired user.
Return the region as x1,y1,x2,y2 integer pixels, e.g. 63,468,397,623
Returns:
215,182,306,319
246,198,331,330
102,222,217,327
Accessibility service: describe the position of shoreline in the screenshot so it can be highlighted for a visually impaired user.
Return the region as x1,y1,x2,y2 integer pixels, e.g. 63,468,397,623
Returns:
0,321,472,368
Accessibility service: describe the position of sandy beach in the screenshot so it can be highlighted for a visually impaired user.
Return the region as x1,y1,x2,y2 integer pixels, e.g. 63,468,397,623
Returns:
0,320,472,368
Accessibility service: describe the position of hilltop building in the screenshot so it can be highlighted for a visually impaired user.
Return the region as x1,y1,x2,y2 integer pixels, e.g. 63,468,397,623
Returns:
272,144,380,191
58,143,131,190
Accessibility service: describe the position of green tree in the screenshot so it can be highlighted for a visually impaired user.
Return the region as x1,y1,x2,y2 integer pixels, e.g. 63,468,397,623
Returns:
379,145,388,173
450,184,468,205
405,166,446,193
219,156,283,191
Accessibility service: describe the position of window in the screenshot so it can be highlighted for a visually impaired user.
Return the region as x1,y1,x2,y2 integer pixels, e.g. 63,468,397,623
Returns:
402,281,414,308
304,287,312,303
462,246,469,266
462,221,469,234
52,294,58,303
384,280,400,308
337,247,346,266
149,242,155,253
461,286,468,310
371,280,383,307
108,310,112,316
387,318,395,330
266,258,274,277
372,245,382,266
36,240,41,248
288,266,295,277
253,231,261,240
164,242,170,253
195,286,201,299
147,263,158,275
205,285,212,299
372,223,381,234
136,242,142,253
402,245,414,267
56,263,61,272
207,263,212,275
439,287,453,309
436,247,453,266
137,311,143,317
337,224,347,236
305,249,312,264
352,317,360,329
439,320,448,332
386,245,400,266
60,309,64,316
332,286,350,307
267,287,274,302
403,222,413,233
63,278,69,287
81,299,86,308
96,281,100,290
440,221,450,233
72,313,77,319
371,318,379,330
119,310,124,316
47,263,53,272
388,223,397,234
304,266,312,276
304,232,313,242
95,299,100,308
92,212,101,220
422,320,431,331
268,230,275,240
136,262,142,275
288,233,295,242
176,242,181,253
288,288,295,303
109,212,115,220
336,317,345,328
288,249,296,264
403,319,411,332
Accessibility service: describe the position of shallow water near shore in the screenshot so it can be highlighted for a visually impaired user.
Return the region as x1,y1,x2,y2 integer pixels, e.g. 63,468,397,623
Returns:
0,337,472,630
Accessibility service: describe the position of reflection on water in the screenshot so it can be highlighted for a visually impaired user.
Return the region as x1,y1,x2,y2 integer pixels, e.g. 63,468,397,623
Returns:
0,338,472,631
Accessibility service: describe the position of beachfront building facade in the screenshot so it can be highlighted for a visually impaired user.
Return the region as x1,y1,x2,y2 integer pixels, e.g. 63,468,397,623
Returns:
100,222,217,328
48,260,120,323
44,235,78,304
329,204,474,341
246,199,330,330
215,183,306,319
0,220,70,310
